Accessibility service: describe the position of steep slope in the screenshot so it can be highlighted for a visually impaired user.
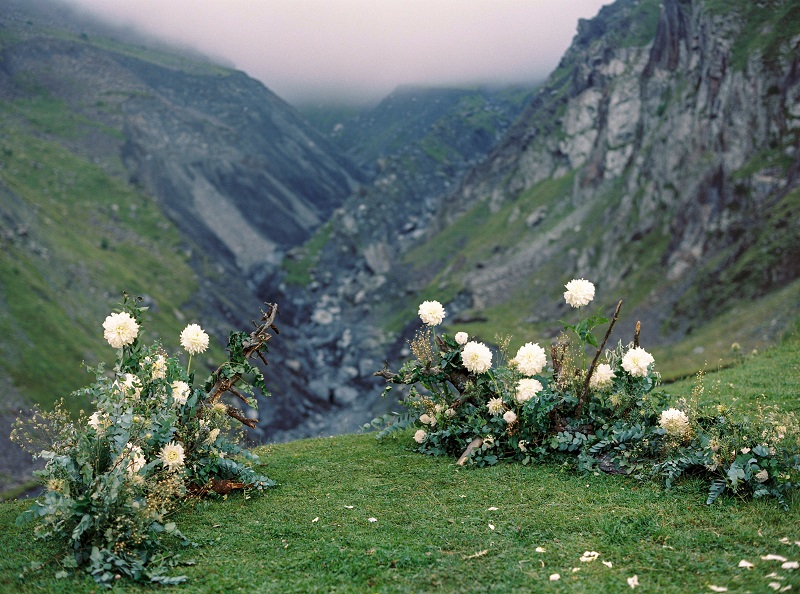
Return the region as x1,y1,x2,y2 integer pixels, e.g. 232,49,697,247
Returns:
397,0,800,360
0,0,361,448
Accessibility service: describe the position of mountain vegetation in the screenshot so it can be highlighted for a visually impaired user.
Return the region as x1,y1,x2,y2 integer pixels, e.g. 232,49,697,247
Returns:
0,0,799,490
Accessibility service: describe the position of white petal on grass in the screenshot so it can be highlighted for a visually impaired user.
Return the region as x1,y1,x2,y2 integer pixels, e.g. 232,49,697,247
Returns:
580,551,600,562
487,506,499,511
344,505,354,509
763,554,789,562
368,517,377,523
535,547,546,553
780,586,792,593
627,575,640,589
489,524,495,530
782,561,799,569
312,517,319,523
549,574,560,581
708,586,728,592
738,560,754,569
768,583,781,592
602,560,613,568
572,567,580,573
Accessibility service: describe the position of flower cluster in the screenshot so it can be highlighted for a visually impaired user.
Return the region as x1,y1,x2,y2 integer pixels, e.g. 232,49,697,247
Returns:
12,294,275,586
372,279,800,508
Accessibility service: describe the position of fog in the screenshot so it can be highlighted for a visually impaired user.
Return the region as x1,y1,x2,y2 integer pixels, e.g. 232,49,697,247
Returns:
60,0,610,105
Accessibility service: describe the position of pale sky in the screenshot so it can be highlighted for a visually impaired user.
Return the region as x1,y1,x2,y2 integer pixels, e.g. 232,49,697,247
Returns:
60,0,610,105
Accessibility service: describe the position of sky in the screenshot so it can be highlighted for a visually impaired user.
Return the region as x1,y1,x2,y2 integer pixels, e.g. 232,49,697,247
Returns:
61,0,610,106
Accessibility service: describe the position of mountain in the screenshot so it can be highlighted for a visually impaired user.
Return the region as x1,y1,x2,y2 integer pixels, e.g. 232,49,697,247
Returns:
274,0,800,439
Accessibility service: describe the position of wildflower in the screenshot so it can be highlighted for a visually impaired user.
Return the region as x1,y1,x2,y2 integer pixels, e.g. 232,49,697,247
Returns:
418,300,446,326
462,341,492,374
503,410,517,423
513,342,547,376
102,312,139,349
148,354,167,380
159,442,185,472
515,378,543,403
455,331,468,345
622,346,655,377
180,323,209,355
413,429,427,444
122,443,146,475
589,363,614,389
119,373,142,399
170,380,191,406
659,408,690,438
487,397,505,416
564,278,595,308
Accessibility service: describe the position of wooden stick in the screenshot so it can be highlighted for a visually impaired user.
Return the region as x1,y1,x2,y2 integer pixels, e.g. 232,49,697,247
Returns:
456,437,484,466
576,299,623,418
634,320,641,348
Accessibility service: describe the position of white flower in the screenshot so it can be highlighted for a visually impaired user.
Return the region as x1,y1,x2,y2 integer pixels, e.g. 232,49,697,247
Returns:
756,469,769,483
88,411,108,432
503,410,517,424
180,323,209,355
445,408,456,418
207,428,220,444
589,363,615,389
147,355,167,380
159,441,185,472
418,300,446,326
102,312,139,349
455,331,468,345
659,408,690,438
513,342,547,376
622,346,655,377
564,278,595,308
170,380,191,406
462,341,492,374
119,373,142,399
419,413,436,426
487,397,505,416
122,443,146,475
627,575,639,588
515,378,543,403
413,429,427,444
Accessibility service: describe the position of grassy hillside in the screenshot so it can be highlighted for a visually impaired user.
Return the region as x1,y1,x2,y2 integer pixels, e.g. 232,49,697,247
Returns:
1,332,799,592
0,104,221,414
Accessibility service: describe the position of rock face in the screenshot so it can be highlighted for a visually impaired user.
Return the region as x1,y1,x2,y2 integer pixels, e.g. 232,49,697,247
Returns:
272,0,800,438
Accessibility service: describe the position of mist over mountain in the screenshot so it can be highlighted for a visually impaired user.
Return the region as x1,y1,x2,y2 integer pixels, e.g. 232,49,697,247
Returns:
1,0,799,490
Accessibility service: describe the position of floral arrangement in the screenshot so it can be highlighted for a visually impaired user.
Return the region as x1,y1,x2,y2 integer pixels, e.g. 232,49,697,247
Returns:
12,294,278,586
373,280,800,508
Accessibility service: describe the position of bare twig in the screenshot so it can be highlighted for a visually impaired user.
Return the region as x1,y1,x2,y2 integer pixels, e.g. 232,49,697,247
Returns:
634,320,641,348
576,299,623,418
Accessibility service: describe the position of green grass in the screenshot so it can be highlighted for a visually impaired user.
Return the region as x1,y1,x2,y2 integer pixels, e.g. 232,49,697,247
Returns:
2,333,800,592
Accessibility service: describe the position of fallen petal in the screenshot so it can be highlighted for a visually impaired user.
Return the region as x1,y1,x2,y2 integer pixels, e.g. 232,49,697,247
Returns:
768,583,781,591
738,560,754,569
487,506,499,511
763,555,789,562
782,561,799,569
344,505,354,509
489,524,495,530
368,517,377,523
535,546,546,553
780,585,792,592
312,517,319,523
627,575,639,589
572,567,580,573
602,561,613,568
709,586,728,592
549,573,560,581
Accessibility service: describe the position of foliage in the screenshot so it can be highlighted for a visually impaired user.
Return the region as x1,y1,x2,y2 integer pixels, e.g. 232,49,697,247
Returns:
372,283,800,509
10,295,274,586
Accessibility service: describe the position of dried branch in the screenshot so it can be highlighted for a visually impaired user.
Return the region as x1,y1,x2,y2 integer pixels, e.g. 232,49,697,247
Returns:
634,320,641,348
576,299,623,418
204,303,279,428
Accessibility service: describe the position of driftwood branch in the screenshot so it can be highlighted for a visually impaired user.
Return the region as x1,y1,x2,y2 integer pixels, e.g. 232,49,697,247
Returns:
204,303,279,428
457,437,484,466
576,299,623,418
